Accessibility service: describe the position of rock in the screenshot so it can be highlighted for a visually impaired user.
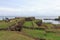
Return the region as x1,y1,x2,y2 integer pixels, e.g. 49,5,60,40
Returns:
8,21,24,31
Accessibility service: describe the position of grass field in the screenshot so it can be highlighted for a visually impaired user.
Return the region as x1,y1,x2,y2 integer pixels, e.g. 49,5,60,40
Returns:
46,32,60,40
0,18,60,40
22,28,60,40
0,31,34,40
22,28,45,38
23,21,33,27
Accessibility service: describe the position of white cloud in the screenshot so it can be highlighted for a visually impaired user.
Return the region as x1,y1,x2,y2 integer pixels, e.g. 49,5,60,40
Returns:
0,0,60,16
0,7,21,12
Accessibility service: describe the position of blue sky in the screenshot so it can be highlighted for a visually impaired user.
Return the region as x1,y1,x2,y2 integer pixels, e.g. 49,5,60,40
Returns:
0,0,59,16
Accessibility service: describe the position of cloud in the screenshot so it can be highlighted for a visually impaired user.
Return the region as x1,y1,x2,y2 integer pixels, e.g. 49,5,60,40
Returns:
0,0,60,16
0,7,22,12
0,0,56,11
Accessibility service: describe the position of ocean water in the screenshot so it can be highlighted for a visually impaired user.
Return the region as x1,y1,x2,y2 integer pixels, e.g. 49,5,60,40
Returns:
0,16,15,20
35,16,60,24
35,16,58,19
0,16,60,24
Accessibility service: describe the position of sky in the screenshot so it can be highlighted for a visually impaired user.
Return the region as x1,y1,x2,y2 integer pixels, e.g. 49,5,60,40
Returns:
0,0,60,16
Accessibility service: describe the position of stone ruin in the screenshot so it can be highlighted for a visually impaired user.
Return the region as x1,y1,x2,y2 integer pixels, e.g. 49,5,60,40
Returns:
25,17,35,21
8,21,24,31
36,20,42,26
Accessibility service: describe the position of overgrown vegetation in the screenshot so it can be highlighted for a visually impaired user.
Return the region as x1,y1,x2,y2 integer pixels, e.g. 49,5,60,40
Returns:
0,17,60,40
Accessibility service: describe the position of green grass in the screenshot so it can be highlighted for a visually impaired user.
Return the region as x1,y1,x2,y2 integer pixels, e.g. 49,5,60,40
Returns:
32,21,38,28
23,21,33,27
46,32,60,40
0,31,34,40
0,18,60,40
43,23,54,29
23,28,45,38
0,18,22,28
23,21,39,28
23,28,60,40
0,21,15,28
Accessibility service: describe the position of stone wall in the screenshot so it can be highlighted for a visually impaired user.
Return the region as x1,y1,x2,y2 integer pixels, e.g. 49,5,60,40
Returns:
25,17,35,21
